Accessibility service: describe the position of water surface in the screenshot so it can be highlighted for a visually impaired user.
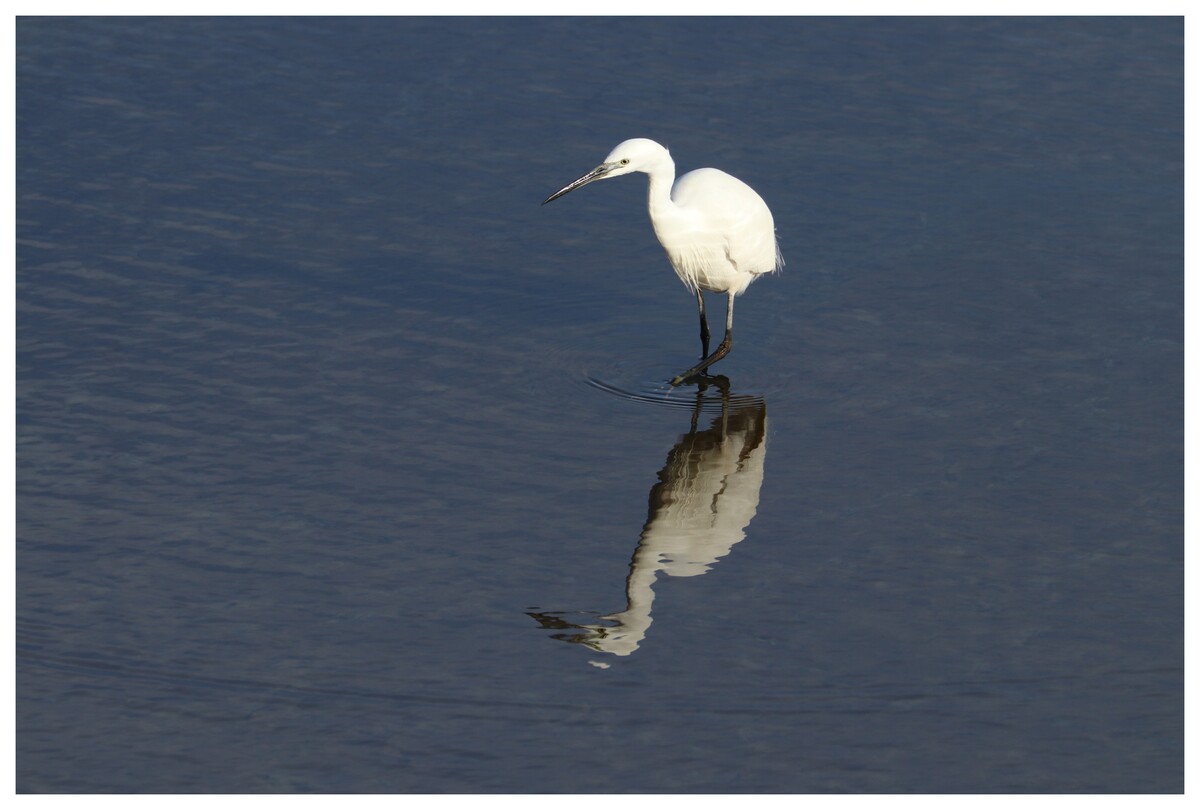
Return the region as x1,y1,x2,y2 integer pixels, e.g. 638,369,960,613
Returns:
17,17,1182,792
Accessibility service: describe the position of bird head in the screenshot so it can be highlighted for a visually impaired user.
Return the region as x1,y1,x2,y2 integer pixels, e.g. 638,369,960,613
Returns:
542,138,671,205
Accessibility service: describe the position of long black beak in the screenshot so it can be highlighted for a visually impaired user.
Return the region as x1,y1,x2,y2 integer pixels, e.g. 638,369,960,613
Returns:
542,164,611,205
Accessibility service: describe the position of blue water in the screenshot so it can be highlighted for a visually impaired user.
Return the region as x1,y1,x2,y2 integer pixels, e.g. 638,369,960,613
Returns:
17,17,1182,793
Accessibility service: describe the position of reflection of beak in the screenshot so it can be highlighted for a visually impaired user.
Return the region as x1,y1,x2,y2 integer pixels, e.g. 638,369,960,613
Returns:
542,163,612,205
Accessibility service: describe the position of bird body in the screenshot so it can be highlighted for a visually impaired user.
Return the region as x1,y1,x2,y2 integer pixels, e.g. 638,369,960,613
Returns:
653,166,781,296
543,138,781,384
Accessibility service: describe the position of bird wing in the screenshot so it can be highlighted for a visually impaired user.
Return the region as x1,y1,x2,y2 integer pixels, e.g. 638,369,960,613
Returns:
673,168,781,277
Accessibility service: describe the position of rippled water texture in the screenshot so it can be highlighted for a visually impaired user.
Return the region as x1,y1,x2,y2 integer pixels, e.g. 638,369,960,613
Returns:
17,17,1182,792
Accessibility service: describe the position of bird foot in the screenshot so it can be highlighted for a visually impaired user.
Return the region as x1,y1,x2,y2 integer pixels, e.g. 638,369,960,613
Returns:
670,368,727,387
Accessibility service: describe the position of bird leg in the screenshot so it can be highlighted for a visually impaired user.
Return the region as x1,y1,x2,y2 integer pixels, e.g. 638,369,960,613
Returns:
671,292,735,386
696,291,711,358
672,331,732,385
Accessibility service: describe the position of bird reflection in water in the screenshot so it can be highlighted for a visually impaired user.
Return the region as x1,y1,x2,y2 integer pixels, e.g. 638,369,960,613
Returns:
529,378,767,658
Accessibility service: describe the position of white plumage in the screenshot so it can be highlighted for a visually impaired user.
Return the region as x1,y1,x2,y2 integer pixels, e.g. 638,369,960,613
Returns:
543,138,782,384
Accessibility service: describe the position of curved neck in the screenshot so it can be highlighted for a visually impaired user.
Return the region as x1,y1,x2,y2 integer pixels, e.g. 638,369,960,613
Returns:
644,155,677,220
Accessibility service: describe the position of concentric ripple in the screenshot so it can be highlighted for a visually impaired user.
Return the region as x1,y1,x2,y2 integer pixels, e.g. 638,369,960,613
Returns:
583,374,765,413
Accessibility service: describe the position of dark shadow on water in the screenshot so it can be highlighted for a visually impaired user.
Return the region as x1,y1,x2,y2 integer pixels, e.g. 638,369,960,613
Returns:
530,378,767,660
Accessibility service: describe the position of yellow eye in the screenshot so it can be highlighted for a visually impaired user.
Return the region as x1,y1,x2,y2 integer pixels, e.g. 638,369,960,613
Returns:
619,159,630,166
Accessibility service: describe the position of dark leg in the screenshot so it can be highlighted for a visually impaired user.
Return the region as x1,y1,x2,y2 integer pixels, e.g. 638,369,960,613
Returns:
696,291,710,358
671,292,735,385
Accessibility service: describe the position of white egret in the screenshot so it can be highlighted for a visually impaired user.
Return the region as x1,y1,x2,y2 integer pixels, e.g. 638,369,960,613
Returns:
542,138,782,385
